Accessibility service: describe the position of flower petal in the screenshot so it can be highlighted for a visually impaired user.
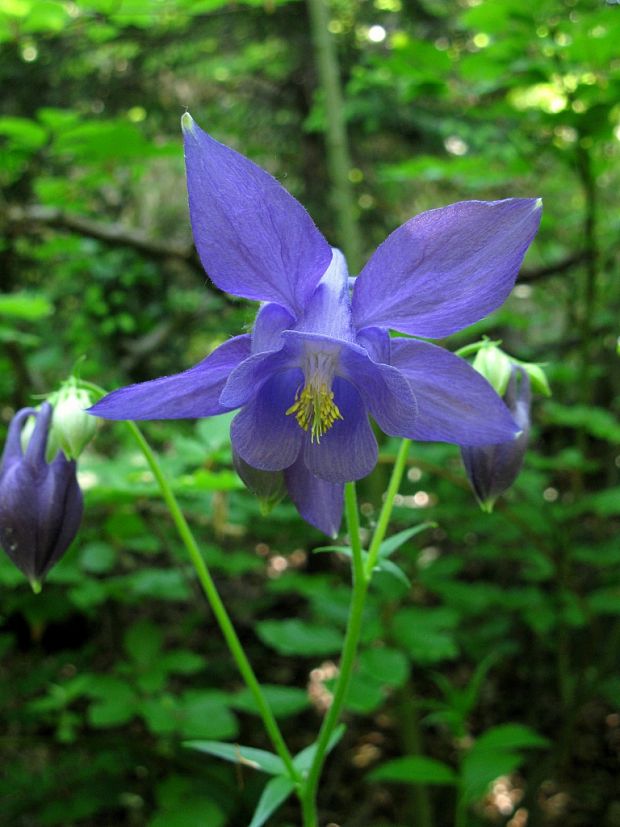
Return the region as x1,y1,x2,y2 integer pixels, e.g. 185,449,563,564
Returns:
89,334,251,420
230,370,303,471
183,114,332,316
220,345,294,409
303,378,378,483
285,457,343,537
352,198,542,338
252,303,295,354
390,338,520,444
0,407,35,471
295,248,353,340
338,345,418,437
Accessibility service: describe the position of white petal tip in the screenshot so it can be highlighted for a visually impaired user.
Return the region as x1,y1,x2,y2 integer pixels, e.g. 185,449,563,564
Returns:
181,112,195,135
534,197,543,211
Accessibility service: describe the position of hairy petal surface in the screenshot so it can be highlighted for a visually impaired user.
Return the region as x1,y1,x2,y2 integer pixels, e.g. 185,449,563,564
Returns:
230,370,303,471
303,378,378,483
390,338,519,444
90,335,251,420
352,198,542,338
183,114,332,315
285,457,343,537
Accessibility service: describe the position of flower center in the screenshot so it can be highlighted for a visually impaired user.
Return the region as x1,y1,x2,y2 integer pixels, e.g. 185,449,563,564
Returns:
285,352,343,443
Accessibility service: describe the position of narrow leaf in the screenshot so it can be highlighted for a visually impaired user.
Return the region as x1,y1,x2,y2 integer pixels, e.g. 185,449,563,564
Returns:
378,523,437,558
294,724,346,772
248,776,295,827
184,740,285,776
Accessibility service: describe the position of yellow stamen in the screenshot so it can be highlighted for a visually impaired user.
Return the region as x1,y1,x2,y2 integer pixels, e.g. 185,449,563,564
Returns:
286,382,343,443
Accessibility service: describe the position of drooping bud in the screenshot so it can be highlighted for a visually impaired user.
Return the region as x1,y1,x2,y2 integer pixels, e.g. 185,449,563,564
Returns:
0,403,83,591
461,366,531,512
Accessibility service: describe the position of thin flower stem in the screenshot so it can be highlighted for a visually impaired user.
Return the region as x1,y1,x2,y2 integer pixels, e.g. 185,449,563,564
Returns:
364,439,411,580
301,482,367,823
81,380,300,786
301,442,411,822
123,421,300,784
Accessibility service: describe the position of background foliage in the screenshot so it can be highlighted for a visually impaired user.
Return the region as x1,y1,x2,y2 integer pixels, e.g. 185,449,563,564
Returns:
1,0,619,825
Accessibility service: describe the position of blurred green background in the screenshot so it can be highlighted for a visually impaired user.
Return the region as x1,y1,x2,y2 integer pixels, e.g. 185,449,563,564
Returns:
1,0,620,825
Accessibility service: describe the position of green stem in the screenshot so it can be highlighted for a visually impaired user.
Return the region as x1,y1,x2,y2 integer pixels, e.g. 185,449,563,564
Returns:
301,441,411,822
124,422,300,782
82,381,300,786
364,439,411,579
301,482,367,824
306,0,363,271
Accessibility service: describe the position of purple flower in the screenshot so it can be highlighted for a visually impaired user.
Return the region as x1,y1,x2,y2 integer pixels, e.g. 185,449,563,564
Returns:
461,366,531,511
0,403,83,590
90,114,541,536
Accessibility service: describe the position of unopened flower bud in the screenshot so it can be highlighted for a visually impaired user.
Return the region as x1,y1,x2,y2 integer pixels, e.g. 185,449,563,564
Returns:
461,366,531,512
0,403,83,591
472,344,514,397
47,379,98,460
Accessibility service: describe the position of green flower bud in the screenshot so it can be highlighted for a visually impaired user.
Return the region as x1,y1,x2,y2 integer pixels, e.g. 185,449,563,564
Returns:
472,344,513,396
47,379,98,459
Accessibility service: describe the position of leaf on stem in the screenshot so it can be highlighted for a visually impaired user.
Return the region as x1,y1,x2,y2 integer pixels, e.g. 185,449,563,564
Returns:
183,740,286,776
248,776,296,827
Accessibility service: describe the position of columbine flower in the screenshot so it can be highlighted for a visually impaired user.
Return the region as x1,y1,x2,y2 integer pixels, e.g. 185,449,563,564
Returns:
90,114,541,536
461,365,532,512
0,403,83,591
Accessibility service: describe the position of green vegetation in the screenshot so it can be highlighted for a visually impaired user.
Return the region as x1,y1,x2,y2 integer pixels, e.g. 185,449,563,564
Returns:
1,0,620,825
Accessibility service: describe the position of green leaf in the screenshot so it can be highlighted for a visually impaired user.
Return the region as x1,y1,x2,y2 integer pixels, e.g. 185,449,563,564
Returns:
79,541,117,574
369,755,458,785
86,676,137,727
377,524,437,558
256,619,343,656
392,607,459,664
140,695,178,736
544,402,620,443
176,690,238,740
184,740,286,776
460,749,523,803
375,558,411,587
0,117,47,151
473,723,549,752
359,647,409,688
124,619,163,665
231,685,310,718
293,724,346,772
151,774,226,827
248,776,295,827
0,291,52,320
159,650,206,675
